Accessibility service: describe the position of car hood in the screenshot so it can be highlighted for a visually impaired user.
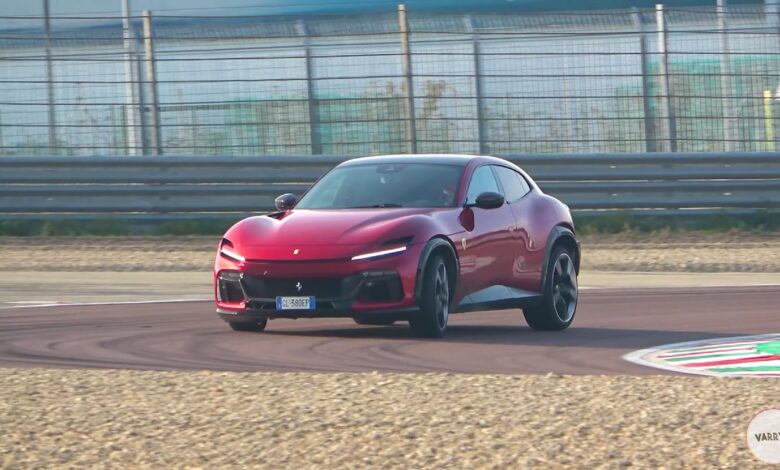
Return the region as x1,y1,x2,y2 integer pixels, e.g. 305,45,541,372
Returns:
224,208,442,261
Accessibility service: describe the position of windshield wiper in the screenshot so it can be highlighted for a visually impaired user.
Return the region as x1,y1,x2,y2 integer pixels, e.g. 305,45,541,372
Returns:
347,203,404,208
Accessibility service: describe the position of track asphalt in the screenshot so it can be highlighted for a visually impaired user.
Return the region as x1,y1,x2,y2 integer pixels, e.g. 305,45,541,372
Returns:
1,286,777,375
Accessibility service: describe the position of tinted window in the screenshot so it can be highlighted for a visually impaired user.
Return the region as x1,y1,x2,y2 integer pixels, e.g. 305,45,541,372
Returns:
465,166,500,204
296,163,463,209
494,166,530,203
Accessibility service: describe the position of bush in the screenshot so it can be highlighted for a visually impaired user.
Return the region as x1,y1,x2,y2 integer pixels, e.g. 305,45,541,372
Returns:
574,211,780,235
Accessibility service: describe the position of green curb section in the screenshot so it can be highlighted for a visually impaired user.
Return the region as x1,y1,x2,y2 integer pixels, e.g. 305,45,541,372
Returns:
755,340,780,357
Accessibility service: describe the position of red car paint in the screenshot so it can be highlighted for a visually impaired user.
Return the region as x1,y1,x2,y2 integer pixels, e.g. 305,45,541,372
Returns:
214,154,576,321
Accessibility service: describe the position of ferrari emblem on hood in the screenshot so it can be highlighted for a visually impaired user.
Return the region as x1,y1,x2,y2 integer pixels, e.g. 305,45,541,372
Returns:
293,248,300,255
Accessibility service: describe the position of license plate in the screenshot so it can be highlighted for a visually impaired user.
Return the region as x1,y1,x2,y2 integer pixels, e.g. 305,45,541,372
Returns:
275,296,316,310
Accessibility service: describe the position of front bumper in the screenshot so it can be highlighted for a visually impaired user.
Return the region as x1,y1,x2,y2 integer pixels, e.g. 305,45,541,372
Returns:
214,243,424,320
217,306,420,321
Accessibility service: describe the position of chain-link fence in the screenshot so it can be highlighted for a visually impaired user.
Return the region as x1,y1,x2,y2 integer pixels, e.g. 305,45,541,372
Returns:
1,4,780,156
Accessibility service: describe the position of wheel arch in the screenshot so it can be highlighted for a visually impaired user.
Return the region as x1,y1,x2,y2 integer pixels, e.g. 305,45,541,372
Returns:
414,236,459,303
540,225,581,295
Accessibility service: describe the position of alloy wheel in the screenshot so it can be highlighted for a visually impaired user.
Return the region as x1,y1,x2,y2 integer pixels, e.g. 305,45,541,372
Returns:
551,253,577,322
435,262,450,329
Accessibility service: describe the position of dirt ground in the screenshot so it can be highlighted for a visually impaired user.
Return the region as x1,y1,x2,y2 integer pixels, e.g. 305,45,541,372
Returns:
0,370,771,469
1,232,778,272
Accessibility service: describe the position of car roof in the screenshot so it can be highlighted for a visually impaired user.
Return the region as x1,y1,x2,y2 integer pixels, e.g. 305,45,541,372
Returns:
339,154,485,167
331,153,539,192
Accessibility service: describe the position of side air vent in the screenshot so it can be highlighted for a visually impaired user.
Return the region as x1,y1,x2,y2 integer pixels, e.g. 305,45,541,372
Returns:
382,236,414,247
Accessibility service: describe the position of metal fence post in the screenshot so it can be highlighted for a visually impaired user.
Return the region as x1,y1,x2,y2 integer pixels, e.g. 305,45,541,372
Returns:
632,8,656,153
398,4,417,154
121,0,138,155
42,0,57,154
464,15,486,154
135,33,149,155
142,10,162,155
771,0,780,83
298,20,321,155
769,0,780,28
763,90,775,151
717,0,736,152
655,4,677,152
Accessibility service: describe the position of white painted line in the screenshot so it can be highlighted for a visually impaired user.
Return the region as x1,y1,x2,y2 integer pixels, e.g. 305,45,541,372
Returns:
2,284,778,311
0,298,211,310
580,283,780,290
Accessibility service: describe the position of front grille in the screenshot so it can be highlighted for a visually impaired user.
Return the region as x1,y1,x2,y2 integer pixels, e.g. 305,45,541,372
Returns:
242,276,344,299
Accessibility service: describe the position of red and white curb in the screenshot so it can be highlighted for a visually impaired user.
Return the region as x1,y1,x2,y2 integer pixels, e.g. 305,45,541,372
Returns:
624,334,780,377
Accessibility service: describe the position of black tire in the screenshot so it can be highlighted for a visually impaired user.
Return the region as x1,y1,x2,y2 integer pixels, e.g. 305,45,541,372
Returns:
353,317,396,326
228,318,268,332
523,246,578,331
409,255,450,338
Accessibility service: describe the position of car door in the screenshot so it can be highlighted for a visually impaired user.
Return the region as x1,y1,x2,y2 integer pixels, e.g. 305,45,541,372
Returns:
492,165,537,292
457,165,517,299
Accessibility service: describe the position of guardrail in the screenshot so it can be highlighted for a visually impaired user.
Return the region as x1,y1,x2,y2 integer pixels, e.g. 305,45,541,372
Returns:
1,153,778,219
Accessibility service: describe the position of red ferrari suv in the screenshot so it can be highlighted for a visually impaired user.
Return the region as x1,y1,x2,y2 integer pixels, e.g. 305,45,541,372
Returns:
214,154,580,337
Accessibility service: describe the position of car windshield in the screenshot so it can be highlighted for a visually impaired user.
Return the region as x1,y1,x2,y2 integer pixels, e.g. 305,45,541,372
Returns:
295,163,463,209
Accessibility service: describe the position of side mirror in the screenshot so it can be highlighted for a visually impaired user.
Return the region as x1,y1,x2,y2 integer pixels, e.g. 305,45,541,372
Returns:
274,193,297,211
473,191,504,210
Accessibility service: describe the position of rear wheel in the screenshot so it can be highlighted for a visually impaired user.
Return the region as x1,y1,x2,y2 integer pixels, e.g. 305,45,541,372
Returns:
523,247,577,331
228,318,268,332
409,255,450,338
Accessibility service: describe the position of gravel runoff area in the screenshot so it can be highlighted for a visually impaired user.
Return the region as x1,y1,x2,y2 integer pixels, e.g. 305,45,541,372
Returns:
2,233,778,469
1,232,779,272
0,369,771,469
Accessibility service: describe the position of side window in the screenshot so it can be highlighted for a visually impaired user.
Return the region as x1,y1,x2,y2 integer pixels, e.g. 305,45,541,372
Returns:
494,166,530,203
518,174,530,195
466,166,500,204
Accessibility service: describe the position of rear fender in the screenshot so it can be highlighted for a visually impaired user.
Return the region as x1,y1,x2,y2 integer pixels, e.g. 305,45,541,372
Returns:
540,226,581,295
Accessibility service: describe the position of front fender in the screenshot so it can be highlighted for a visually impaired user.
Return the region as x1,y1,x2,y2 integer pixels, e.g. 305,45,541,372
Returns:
413,237,459,303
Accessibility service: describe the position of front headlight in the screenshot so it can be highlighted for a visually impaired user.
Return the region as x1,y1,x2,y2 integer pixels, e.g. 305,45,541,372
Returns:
351,245,407,261
219,239,245,262
220,247,245,262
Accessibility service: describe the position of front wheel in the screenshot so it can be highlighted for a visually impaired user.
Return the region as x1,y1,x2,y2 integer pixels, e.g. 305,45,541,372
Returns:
228,318,268,332
409,255,450,338
523,247,578,331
